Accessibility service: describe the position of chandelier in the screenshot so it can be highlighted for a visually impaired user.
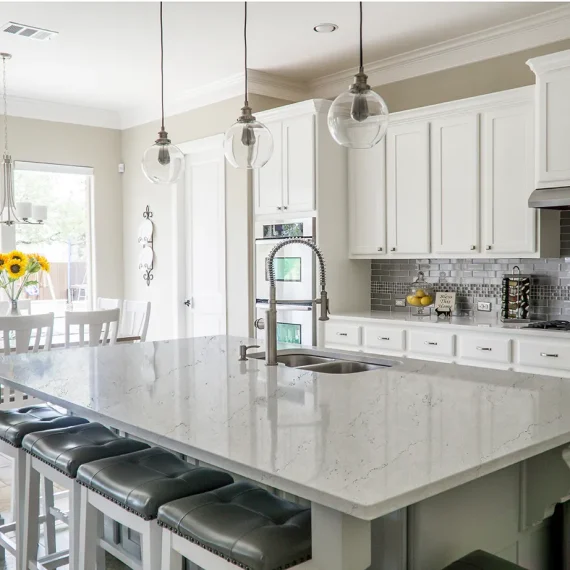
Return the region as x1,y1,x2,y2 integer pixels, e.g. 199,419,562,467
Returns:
1,53,47,226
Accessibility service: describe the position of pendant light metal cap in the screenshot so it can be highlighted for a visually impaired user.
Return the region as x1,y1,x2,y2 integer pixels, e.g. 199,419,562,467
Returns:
349,72,371,94
155,129,172,146
237,105,256,124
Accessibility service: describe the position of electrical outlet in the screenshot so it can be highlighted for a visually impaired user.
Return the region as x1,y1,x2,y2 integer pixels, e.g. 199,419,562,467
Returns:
395,298,406,307
477,301,492,312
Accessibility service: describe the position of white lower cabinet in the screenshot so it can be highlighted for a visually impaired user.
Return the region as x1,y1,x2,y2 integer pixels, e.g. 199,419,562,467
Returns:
517,339,570,371
325,322,361,347
325,318,570,377
363,326,406,352
408,330,455,358
458,335,511,365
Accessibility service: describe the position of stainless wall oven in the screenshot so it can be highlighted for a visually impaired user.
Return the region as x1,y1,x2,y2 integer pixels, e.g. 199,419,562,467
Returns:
255,218,316,345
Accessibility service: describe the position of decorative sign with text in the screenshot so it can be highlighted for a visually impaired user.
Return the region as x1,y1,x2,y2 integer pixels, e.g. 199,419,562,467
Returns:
435,292,456,312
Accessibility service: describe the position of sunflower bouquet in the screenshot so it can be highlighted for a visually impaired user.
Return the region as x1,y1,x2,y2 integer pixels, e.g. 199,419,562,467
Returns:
0,251,50,315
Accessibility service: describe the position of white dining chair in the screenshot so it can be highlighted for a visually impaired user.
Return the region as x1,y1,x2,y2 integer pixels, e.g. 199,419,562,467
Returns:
120,300,151,342
96,297,122,310
0,299,32,316
64,308,120,348
0,312,54,355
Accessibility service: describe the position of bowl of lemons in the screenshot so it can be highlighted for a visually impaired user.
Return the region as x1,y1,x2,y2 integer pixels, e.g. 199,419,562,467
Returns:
406,271,434,314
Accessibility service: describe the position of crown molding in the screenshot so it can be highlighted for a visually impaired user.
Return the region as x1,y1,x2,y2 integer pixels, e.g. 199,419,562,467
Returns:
309,4,570,99
120,69,307,130
6,95,121,129
527,48,570,75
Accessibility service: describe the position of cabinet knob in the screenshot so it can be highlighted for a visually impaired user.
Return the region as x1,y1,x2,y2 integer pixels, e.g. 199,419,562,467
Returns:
276,206,282,211
377,247,383,252
390,247,396,252
283,206,288,210
471,245,476,250
486,245,492,250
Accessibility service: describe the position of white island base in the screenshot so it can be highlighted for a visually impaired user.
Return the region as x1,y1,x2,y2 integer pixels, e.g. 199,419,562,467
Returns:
0,336,570,570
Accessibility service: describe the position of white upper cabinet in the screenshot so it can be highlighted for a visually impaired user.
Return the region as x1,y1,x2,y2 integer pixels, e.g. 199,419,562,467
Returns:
387,122,431,255
282,114,315,213
482,103,536,254
348,140,386,256
431,114,480,255
528,50,570,188
253,113,315,215
254,121,283,215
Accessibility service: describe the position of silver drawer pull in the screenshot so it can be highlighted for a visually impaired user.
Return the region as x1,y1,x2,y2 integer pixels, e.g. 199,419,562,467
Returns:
541,353,558,358
425,341,438,346
476,347,492,351
337,332,348,337
379,337,390,341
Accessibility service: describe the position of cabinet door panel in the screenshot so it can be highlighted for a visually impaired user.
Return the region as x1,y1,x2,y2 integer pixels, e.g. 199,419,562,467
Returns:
482,104,536,254
348,141,386,255
431,114,480,255
283,114,315,213
537,70,570,185
254,121,283,215
386,122,430,255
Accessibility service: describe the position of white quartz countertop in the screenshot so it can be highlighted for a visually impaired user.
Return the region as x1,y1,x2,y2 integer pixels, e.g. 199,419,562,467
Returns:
1,335,570,520
330,311,570,339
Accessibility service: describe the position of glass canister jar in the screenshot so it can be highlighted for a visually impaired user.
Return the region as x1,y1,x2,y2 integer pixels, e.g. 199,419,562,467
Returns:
406,271,435,315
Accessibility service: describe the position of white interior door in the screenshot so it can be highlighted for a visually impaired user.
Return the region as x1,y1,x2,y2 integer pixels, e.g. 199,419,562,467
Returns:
181,136,227,338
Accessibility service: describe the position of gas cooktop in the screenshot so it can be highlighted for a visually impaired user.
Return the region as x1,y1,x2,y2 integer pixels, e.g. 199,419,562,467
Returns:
523,320,570,330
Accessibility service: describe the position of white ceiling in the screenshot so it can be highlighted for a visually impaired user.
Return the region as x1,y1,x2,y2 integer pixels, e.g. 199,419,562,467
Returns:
0,1,566,128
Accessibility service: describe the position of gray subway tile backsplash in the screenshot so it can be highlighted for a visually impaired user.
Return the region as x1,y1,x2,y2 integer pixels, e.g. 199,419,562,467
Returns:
370,211,570,320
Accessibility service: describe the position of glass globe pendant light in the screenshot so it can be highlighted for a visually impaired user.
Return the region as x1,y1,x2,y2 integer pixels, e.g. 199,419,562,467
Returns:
327,2,389,149
224,2,273,169
141,2,183,184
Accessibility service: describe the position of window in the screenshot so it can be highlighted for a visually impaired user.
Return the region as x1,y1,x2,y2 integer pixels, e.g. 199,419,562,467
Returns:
11,162,94,318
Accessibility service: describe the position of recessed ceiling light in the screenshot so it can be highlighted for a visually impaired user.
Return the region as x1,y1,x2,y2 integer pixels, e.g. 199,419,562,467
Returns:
1,22,58,41
313,23,338,33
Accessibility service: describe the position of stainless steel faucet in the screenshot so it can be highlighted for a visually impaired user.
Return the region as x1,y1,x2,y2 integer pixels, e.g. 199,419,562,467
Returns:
254,238,329,366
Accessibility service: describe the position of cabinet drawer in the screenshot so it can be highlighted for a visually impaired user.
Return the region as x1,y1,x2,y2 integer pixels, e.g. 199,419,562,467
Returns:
363,326,405,351
326,323,361,347
458,335,511,364
518,339,570,370
409,330,455,357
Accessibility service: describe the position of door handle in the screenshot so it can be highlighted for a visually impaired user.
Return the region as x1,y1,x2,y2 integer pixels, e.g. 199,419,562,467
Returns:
378,337,390,341
476,347,492,351
541,353,558,358
425,341,438,346
337,332,348,337
184,299,192,307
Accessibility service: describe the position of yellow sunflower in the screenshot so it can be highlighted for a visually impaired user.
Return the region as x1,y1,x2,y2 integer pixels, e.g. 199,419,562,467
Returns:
8,250,27,263
34,254,50,273
6,259,26,280
0,254,8,271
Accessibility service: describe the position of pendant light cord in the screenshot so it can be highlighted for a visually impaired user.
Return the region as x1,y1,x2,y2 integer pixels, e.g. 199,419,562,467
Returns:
2,56,7,155
359,1,363,74
159,1,165,131
244,1,248,106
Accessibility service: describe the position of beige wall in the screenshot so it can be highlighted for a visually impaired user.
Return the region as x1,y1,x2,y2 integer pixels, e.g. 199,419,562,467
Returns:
375,39,570,112
120,94,290,340
6,116,123,300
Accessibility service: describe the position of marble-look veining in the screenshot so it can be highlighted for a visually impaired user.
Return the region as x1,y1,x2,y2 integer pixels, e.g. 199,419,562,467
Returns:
0,335,569,521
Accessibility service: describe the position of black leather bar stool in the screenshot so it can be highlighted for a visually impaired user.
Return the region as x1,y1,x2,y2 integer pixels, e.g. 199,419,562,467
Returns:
443,550,528,569
158,481,312,570
76,447,234,570
0,404,88,567
20,421,149,570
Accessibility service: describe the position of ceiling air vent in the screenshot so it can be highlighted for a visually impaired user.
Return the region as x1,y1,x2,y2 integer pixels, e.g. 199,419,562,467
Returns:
1,22,58,41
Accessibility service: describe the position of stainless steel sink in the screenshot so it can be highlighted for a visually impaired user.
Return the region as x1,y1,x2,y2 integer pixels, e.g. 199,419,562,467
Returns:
248,349,398,374
299,361,384,374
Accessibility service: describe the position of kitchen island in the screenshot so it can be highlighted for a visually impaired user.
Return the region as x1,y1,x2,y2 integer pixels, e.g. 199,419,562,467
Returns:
0,335,569,569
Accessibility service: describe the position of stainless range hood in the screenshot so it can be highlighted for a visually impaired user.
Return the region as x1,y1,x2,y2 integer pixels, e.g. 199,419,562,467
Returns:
528,186,570,210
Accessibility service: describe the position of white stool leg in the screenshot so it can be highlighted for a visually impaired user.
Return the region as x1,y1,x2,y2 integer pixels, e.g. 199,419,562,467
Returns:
21,456,40,570
161,528,183,570
42,476,57,555
68,482,83,570
78,487,104,570
141,520,162,570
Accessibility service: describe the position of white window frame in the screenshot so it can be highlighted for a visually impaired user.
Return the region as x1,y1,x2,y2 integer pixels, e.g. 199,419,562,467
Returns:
1,161,96,308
